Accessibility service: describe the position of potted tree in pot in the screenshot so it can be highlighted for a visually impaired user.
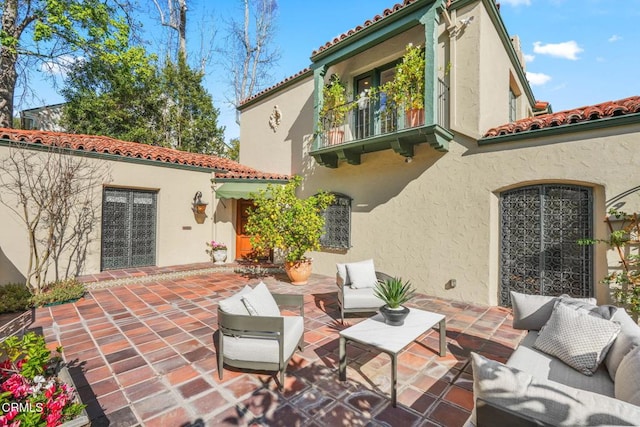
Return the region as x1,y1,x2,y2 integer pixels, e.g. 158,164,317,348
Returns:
245,176,334,285
374,277,416,326
319,74,354,145
385,43,425,128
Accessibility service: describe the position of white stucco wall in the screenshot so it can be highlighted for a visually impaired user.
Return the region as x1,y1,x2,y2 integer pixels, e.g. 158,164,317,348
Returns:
0,145,221,284
300,125,640,306
236,0,639,306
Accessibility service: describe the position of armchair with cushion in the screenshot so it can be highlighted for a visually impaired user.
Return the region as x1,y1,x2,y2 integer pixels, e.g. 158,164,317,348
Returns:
336,259,392,323
216,282,305,389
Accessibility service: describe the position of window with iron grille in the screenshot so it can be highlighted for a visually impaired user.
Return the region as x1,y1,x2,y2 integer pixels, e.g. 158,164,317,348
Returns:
320,193,351,249
101,188,157,270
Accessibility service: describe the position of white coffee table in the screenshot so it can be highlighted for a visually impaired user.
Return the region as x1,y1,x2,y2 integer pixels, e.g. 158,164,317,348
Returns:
338,308,446,407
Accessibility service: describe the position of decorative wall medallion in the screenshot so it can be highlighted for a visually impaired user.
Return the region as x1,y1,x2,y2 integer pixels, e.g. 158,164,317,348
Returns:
269,105,282,132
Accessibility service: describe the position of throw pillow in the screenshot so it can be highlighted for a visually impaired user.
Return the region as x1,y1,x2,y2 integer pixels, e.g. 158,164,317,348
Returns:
336,263,349,286
510,291,597,331
534,302,621,375
218,285,252,315
556,295,617,320
241,281,281,317
345,259,378,289
615,345,640,406
605,308,640,380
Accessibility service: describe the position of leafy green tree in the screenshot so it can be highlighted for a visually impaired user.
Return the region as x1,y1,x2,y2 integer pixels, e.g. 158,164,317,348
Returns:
0,0,134,127
61,43,163,145
226,137,240,161
157,54,226,154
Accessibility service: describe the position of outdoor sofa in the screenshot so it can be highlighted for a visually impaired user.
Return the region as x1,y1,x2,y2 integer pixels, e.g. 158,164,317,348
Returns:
470,291,640,426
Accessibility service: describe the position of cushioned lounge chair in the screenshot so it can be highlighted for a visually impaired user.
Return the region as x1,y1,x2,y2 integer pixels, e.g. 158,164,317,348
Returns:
217,293,304,389
337,265,392,323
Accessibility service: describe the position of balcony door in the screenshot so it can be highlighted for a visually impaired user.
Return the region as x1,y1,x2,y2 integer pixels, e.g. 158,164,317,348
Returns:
355,75,372,140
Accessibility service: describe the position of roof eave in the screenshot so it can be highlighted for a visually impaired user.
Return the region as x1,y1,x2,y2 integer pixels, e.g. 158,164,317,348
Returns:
479,113,640,145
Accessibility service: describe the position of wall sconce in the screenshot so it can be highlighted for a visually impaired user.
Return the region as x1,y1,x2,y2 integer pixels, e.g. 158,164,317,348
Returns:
193,191,208,215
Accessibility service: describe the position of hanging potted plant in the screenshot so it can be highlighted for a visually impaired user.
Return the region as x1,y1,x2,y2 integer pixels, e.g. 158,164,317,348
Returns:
245,176,334,285
386,43,425,128
319,74,354,145
374,277,416,326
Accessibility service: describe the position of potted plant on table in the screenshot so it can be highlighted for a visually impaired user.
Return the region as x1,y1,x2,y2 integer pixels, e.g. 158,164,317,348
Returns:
206,241,228,264
319,74,355,145
384,43,426,128
245,176,334,285
374,277,416,326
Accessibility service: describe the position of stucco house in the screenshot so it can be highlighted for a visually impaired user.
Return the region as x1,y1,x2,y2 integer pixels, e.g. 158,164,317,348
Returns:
236,0,640,307
0,128,287,285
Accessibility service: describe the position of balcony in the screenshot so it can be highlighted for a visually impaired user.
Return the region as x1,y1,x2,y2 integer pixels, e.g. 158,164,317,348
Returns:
311,79,453,168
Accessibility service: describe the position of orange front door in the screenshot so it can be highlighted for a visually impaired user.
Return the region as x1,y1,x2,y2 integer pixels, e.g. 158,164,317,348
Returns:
235,199,254,260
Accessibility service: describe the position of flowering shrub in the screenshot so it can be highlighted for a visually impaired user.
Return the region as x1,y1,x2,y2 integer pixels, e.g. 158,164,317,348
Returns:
0,333,85,426
205,241,227,259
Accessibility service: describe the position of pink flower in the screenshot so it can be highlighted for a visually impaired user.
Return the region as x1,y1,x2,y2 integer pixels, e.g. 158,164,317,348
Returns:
1,374,29,399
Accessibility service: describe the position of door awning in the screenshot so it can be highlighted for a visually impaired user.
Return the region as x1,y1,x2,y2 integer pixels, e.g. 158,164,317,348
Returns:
215,182,273,199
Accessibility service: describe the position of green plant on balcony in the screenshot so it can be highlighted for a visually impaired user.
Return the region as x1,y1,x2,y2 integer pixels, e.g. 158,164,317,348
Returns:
384,43,425,113
319,74,355,144
374,43,426,129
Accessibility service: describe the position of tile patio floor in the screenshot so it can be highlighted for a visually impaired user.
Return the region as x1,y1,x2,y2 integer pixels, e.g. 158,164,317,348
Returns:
31,266,526,426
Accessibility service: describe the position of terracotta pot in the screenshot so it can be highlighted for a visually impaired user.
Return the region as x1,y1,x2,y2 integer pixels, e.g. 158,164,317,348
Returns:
380,305,410,326
328,129,345,145
405,108,424,128
284,259,313,285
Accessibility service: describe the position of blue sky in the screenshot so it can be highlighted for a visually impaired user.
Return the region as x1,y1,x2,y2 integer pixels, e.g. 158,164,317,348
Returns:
24,0,640,143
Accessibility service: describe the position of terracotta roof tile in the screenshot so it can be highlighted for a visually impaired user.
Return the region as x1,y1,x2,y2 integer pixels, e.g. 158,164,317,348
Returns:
311,0,419,57
0,128,289,181
239,68,312,106
484,96,640,137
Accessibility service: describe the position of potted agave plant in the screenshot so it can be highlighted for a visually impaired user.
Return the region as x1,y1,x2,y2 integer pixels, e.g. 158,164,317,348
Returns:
245,176,334,285
374,277,416,326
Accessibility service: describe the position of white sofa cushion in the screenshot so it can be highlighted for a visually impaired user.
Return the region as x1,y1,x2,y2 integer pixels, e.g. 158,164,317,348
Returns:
615,345,640,406
241,281,281,317
342,286,384,310
508,331,614,397
471,352,640,426
510,291,597,331
336,263,350,286
218,285,252,315
605,308,640,380
534,302,620,376
222,316,304,364
345,259,377,289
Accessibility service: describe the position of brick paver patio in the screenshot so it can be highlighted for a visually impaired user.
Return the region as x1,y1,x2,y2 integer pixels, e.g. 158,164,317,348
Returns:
31,266,525,426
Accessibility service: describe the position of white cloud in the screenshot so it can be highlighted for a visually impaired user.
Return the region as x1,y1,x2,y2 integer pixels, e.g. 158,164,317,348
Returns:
523,54,535,63
526,71,552,86
501,0,531,5
533,41,583,60
608,34,622,43
40,55,83,76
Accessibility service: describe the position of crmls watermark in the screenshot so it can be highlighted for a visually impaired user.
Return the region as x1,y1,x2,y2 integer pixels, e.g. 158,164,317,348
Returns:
1,402,44,413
